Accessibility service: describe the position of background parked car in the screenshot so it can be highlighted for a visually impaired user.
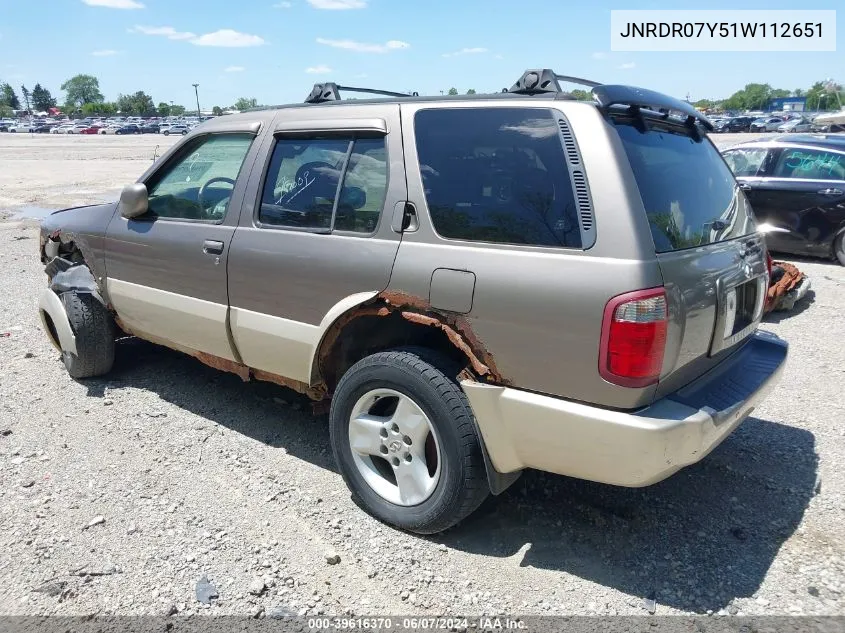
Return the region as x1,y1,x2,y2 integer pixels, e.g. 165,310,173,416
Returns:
777,118,813,133
750,116,786,132
162,124,188,136
115,124,141,135
65,124,90,135
52,124,75,134
724,116,757,132
140,123,160,134
79,126,102,135
8,121,38,133
722,135,845,264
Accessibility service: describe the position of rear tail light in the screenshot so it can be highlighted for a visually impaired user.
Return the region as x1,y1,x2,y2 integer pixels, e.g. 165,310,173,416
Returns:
599,287,668,388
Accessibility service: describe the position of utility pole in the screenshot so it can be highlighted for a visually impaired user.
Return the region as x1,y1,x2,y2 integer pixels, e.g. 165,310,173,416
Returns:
192,83,201,119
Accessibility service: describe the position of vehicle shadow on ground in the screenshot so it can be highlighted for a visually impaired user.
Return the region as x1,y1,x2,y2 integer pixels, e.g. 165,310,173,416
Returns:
97,338,818,614
439,416,818,613
97,337,338,472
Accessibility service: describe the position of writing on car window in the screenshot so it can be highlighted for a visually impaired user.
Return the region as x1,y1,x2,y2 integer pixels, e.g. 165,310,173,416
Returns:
782,150,844,178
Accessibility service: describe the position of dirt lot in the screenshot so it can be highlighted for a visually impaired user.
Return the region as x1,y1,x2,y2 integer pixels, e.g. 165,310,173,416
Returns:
0,132,843,619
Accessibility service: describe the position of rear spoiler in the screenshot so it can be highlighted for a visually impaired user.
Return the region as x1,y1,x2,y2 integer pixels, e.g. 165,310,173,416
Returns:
593,84,715,133
506,69,714,135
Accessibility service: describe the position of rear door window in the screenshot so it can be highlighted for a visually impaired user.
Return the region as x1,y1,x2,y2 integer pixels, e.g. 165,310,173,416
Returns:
771,147,845,180
614,122,756,252
259,137,388,233
414,108,582,248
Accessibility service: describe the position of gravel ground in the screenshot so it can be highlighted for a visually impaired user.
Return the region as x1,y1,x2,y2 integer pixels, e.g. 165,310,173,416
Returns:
0,132,843,619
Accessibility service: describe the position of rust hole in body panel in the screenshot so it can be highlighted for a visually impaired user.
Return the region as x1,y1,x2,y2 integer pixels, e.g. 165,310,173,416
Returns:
113,290,505,405
315,290,508,390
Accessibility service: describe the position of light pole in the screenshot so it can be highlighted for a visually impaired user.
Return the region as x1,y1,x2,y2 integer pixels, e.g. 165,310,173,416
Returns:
192,83,201,120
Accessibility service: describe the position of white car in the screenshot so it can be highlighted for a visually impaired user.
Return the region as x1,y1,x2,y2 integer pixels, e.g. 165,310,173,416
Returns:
65,124,90,135
51,125,75,134
8,122,38,133
776,119,813,133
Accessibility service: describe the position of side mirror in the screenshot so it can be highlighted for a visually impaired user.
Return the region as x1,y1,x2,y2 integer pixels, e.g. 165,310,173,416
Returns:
118,183,149,219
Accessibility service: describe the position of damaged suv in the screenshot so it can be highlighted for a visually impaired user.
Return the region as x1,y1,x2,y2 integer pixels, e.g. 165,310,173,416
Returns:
38,70,788,534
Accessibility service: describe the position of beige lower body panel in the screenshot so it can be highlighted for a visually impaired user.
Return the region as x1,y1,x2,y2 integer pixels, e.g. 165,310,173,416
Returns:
461,379,771,487
107,278,237,361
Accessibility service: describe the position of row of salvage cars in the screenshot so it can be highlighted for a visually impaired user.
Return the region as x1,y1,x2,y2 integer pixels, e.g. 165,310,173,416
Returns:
721,133,845,312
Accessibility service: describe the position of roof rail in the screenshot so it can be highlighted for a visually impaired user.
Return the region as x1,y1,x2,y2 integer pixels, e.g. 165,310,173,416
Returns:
506,68,713,132
305,82,418,104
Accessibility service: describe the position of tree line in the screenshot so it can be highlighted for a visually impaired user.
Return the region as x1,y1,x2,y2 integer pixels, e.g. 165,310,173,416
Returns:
0,74,265,118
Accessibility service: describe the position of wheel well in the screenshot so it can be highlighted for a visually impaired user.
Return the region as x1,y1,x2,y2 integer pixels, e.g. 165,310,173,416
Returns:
318,312,476,393
41,309,61,349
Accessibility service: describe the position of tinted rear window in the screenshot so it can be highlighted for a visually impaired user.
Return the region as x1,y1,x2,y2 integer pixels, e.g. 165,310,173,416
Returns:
614,122,755,252
414,108,582,248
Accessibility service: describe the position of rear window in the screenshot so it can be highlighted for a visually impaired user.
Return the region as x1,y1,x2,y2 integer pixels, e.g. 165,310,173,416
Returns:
414,108,582,248
614,122,756,252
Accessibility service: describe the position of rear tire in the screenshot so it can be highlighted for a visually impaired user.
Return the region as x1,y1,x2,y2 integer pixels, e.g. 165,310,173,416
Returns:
330,348,489,534
835,231,845,266
60,291,116,379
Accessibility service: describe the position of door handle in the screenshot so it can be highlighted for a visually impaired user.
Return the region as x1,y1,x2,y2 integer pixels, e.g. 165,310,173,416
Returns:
738,183,752,191
818,188,843,195
202,239,225,255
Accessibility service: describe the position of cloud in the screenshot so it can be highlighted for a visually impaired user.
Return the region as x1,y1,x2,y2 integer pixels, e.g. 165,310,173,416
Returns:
442,47,488,58
305,65,332,74
130,25,196,40
130,26,264,47
191,29,265,47
494,54,504,60
82,0,144,8
307,0,366,8
92,49,120,56
225,65,246,72
316,37,408,53
619,62,636,69
273,1,292,6
591,52,608,60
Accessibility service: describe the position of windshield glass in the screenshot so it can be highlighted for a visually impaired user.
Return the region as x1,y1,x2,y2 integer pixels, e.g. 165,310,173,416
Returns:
614,121,756,252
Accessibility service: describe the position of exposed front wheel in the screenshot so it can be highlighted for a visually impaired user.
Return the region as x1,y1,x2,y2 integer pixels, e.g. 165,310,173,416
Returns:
835,231,845,266
60,291,116,379
330,349,489,534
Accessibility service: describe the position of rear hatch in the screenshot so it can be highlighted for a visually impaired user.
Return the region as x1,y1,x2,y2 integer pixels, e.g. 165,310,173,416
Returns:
612,118,768,399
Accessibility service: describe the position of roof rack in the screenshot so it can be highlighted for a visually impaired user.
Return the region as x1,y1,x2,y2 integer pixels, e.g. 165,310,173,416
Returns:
305,82,418,104
506,68,713,132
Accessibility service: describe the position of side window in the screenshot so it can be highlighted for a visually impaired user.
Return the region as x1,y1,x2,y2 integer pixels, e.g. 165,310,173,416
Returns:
146,134,253,221
258,136,388,233
414,107,582,248
772,148,845,180
722,148,769,177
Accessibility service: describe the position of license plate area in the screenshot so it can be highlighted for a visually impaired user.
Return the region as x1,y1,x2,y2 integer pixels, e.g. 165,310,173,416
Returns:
711,275,767,355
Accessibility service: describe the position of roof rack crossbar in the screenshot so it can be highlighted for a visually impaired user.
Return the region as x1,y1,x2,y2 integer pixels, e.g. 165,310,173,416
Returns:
305,82,418,104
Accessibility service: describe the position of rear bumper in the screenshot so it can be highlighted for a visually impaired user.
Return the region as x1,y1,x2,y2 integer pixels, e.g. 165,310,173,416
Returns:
462,331,787,487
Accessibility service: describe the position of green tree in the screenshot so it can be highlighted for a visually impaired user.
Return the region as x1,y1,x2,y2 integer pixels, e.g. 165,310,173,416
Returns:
116,91,156,116
694,98,716,110
20,85,31,112
0,83,21,109
157,102,171,117
466,88,476,95
212,105,223,116
569,89,592,101
170,104,186,116
793,89,804,97
233,97,258,111
61,74,104,108
447,87,458,96
81,101,115,116
0,104,13,118
31,84,56,111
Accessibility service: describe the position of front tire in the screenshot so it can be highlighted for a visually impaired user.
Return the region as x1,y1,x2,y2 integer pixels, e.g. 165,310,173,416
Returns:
330,349,489,534
60,291,116,379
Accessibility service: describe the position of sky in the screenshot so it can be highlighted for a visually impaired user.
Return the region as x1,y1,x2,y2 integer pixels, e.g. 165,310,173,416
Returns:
0,0,842,110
